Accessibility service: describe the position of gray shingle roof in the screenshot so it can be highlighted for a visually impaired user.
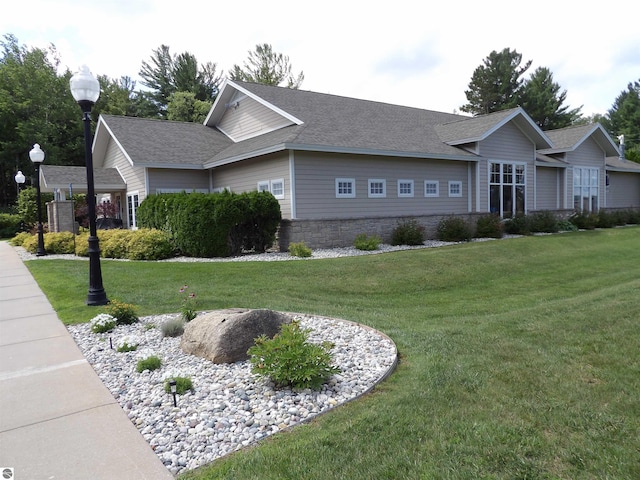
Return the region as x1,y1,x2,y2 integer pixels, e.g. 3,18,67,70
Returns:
211,81,478,162
40,165,125,192
100,115,233,167
606,156,640,172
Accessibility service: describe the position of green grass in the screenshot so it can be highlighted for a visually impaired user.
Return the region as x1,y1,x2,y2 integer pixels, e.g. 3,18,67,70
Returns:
26,228,640,479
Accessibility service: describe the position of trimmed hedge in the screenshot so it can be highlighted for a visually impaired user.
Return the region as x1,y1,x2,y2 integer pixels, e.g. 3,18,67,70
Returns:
136,190,281,257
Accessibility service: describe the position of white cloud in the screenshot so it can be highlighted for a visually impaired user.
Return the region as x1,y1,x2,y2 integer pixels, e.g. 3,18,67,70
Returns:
3,0,638,117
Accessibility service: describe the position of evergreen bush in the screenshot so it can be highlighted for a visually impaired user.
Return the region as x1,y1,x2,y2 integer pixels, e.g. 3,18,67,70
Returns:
475,214,503,238
504,214,531,235
529,211,559,233
436,216,472,242
354,233,381,251
288,241,312,257
391,219,425,245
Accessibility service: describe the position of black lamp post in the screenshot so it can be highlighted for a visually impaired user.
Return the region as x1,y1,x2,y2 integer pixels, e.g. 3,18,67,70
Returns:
70,65,108,306
29,144,47,257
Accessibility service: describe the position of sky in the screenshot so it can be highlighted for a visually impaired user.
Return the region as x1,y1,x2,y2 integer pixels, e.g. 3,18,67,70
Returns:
3,0,639,118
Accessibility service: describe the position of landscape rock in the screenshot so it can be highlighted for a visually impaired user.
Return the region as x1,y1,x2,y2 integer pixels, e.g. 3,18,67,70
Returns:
180,308,292,363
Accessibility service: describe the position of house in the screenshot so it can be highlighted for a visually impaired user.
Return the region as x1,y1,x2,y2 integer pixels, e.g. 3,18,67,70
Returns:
41,80,639,249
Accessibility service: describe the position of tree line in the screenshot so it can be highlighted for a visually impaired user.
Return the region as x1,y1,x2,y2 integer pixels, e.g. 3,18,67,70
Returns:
0,35,637,208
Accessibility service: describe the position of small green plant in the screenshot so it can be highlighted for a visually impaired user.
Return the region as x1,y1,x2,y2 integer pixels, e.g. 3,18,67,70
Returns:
475,214,503,238
288,241,312,257
116,335,139,352
164,376,193,395
107,299,139,325
436,216,472,242
504,213,532,235
90,313,117,334
353,233,381,251
136,355,162,373
391,219,425,246
248,320,341,390
161,317,185,337
558,220,578,232
179,285,198,321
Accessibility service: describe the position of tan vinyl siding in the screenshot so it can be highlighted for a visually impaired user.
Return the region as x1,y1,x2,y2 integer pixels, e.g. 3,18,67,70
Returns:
294,152,471,220
536,167,562,210
212,152,291,217
218,95,293,141
148,168,210,193
606,172,640,208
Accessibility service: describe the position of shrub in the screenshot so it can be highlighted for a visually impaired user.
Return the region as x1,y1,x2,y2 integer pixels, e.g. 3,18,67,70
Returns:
101,230,131,258
569,212,599,230
289,241,312,257
436,216,472,242
90,313,117,333
10,231,32,246
43,232,75,254
248,320,341,390
0,213,22,238
116,335,139,352
161,317,185,337
529,211,559,233
596,210,616,229
475,214,503,238
164,376,193,395
353,233,381,251
391,219,425,246
504,214,531,235
107,299,139,325
125,229,175,260
558,220,578,232
136,355,162,373
17,187,53,227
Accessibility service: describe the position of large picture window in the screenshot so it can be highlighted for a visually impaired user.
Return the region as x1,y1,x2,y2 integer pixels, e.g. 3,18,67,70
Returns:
573,167,599,212
489,162,525,218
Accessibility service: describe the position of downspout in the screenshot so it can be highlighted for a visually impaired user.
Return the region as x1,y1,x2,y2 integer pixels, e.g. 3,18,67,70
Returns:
289,150,296,219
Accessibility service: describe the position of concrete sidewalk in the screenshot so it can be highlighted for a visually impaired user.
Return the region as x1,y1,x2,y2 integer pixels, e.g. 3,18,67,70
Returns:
0,241,173,480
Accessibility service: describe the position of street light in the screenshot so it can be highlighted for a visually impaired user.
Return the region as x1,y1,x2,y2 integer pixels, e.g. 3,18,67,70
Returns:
14,170,25,194
70,65,108,306
29,144,46,257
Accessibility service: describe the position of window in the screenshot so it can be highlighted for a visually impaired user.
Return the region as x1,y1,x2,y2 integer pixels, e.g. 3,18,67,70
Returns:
489,162,525,218
424,180,439,197
270,179,284,199
336,178,356,198
573,167,599,212
448,181,462,197
398,179,414,197
368,179,386,198
257,181,269,192
127,192,139,229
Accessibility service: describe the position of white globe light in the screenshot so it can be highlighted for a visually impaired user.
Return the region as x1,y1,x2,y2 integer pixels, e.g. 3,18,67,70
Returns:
70,65,100,104
29,143,45,163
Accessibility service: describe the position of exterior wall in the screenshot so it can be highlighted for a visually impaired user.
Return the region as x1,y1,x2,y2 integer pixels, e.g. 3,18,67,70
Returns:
477,122,536,213
218,94,293,141
535,167,564,210
147,168,210,193
102,138,146,228
606,171,640,208
293,152,472,219
212,152,292,217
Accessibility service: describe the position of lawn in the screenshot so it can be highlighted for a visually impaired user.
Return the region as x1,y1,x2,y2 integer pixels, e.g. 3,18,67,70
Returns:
26,227,640,479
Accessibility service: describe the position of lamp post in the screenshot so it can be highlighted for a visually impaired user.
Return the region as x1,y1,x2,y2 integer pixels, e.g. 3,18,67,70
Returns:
29,144,47,257
15,170,25,195
70,65,108,306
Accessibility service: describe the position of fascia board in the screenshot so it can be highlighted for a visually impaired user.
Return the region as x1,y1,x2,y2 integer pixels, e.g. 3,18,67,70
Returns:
97,116,135,167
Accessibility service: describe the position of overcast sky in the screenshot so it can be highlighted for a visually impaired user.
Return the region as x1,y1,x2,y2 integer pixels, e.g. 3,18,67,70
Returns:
3,0,639,118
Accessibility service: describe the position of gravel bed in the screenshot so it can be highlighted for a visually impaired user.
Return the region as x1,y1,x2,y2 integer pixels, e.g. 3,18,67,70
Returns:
67,313,398,476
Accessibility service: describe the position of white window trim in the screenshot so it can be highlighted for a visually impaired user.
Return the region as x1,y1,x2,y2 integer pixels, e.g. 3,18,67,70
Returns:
155,188,209,194
424,180,439,197
398,179,414,198
257,181,270,192
127,191,139,230
336,178,356,198
448,181,463,197
270,178,285,200
368,179,386,198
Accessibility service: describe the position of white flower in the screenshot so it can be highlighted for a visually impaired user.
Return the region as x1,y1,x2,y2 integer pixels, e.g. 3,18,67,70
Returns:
90,313,115,327
117,335,140,350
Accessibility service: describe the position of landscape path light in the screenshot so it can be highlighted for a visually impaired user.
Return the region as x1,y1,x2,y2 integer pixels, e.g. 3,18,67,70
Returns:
29,144,46,257
70,65,108,306
170,379,177,407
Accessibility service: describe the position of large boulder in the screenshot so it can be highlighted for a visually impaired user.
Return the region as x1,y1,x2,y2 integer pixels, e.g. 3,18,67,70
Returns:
180,308,292,363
